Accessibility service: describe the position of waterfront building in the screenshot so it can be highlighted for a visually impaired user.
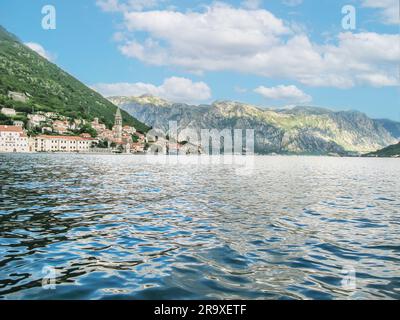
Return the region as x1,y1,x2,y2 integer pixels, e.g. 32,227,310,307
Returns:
88,108,145,153
130,142,145,153
0,125,29,153
33,135,96,153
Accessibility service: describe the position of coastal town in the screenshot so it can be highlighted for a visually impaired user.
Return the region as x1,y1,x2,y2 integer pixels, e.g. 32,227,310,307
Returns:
0,104,148,154
0,100,201,155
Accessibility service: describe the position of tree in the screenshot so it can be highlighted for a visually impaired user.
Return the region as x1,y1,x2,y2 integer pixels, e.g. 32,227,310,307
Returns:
0,113,10,122
132,134,139,143
0,112,13,125
79,124,98,138
96,140,109,149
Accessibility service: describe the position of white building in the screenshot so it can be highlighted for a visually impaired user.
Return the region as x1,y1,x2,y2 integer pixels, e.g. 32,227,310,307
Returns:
13,120,24,127
91,118,106,132
0,125,30,153
45,112,57,119
27,114,47,128
41,126,53,134
1,107,17,117
33,135,96,153
123,125,136,135
52,120,69,134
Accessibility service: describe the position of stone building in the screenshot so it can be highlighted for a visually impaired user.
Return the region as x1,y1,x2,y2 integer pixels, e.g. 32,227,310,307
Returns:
0,125,29,153
33,135,96,153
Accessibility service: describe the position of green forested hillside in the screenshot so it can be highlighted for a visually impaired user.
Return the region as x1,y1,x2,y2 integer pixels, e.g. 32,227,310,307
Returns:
0,26,149,132
364,142,400,157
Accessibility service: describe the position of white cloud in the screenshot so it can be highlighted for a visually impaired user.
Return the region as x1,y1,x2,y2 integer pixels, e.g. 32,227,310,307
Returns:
117,4,399,88
24,42,54,61
96,0,120,12
255,85,312,103
361,0,399,25
92,77,212,104
99,2,399,89
320,32,399,87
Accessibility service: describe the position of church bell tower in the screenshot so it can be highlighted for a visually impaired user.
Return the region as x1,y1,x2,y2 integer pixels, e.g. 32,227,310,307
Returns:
114,108,123,140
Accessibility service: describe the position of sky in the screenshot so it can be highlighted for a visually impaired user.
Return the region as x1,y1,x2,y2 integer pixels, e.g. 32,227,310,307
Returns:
0,0,399,120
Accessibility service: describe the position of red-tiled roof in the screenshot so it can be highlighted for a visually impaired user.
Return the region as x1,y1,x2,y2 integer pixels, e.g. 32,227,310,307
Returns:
0,125,23,132
80,133,91,138
35,135,95,141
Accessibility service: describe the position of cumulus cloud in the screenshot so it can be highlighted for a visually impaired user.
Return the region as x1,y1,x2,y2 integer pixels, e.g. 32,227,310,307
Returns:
361,0,399,25
96,0,120,12
320,32,399,87
111,3,399,88
24,42,54,61
255,85,312,103
92,77,212,104
97,2,399,89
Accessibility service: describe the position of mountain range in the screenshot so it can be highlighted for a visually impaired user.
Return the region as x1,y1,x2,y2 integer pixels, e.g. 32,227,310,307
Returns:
110,95,400,155
0,26,148,132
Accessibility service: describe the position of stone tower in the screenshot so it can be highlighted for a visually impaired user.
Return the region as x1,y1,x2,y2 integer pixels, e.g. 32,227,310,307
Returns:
114,108,122,140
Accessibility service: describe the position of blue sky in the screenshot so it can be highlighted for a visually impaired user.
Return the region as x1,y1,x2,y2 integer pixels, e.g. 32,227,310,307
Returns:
0,0,399,120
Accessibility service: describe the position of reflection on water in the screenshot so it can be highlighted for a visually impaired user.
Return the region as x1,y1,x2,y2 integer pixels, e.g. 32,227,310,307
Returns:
0,154,399,300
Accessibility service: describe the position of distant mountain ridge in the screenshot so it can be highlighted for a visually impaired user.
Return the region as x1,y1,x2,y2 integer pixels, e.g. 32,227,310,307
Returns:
375,119,400,140
109,95,400,155
0,26,148,132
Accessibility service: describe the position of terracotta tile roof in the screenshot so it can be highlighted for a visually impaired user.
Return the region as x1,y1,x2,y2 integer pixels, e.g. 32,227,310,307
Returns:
35,135,96,141
0,125,23,132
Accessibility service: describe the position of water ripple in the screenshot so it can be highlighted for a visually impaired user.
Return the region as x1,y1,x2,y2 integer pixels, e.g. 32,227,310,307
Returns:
0,154,399,299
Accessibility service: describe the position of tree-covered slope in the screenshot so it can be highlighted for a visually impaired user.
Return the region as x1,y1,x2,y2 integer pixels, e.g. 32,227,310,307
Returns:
364,142,400,157
0,26,149,132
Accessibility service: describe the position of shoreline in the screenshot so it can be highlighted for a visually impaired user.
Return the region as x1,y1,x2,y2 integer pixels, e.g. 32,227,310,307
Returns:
0,151,398,158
